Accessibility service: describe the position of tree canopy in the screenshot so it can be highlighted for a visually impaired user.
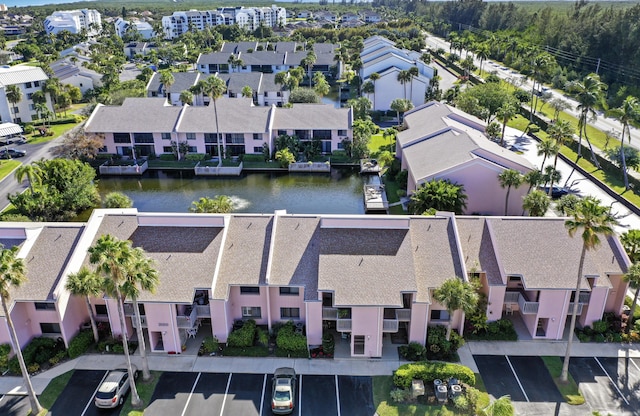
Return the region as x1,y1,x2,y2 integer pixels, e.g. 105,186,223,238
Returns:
408,179,468,215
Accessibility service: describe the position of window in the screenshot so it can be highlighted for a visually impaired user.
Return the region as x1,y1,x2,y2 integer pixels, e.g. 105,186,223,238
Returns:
338,130,347,136
163,146,173,153
253,147,263,153
188,146,197,153
161,133,171,140
34,81,40,87
225,134,244,144
29,104,35,111
24,82,32,88
204,133,219,143
186,133,196,140
98,146,107,153
114,133,131,143
353,335,365,355
280,307,300,319
430,310,449,321
508,276,522,282
313,130,331,140
12,107,18,114
277,130,287,136
242,306,261,318
27,93,33,100
279,287,299,296
95,304,108,315
253,133,262,141
240,286,260,294
40,323,61,334
133,133,154,143
34,302,56,311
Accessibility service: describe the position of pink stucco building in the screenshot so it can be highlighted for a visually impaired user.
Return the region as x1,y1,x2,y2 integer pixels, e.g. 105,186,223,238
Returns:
0,209,630,358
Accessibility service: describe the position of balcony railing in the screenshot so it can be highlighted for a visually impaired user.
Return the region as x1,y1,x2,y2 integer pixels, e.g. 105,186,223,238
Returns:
337,319,352,332
396,309,411,322
177,307,198,329
131,316,148,329
567,303,584,315
504,291,520,304
195,304,210,317
322,307,338,320
517,294,539,315
383,319,399,332
123,304,136,316
578,292,591,304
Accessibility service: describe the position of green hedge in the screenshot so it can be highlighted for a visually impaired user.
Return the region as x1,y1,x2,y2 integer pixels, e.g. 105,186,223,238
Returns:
8,337,65,375
227,320,256,348
158,153,176,161
185,153,206,161
393,361,476,389
275,321,307,355
68,330,94,359
0,343,10,370
223,346,269,357
242,154,267,162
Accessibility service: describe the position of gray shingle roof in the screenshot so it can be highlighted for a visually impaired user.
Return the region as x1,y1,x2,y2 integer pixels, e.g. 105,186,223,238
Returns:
272,104,352,130
239,51,285,66
197,52,234,65
214,215,273,299
218,72,264,93
85,98,182,133
176,98,271,133
88,214,224,303
455,217,503,285
147,72,201,94
12,226,83,302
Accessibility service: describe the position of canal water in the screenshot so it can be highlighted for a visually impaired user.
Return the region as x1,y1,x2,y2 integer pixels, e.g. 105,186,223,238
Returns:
97,169,365,215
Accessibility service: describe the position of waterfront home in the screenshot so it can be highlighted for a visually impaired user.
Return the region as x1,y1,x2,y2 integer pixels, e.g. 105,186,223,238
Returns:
0,210,629,357
0,66,54,124
396,101,534,216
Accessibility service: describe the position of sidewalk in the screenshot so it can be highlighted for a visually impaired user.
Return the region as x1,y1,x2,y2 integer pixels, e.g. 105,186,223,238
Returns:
2,341,639,396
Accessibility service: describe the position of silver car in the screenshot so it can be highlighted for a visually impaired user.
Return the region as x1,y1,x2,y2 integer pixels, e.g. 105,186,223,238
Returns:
271,367,296,414
94,366,138,408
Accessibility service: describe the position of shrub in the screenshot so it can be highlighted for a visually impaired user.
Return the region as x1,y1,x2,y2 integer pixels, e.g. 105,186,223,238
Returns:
592,320,608,334
452,394,470,412
0,343,10,370
8,337,62,374
322,333,335,355
227,320,256,348
390,388,410,403
256,327,269,347
68,330,94,358
24,124,34,134
185,153,206,161
427,325,464,361
398,342,427,361
159,153,176,161
393,361,475,389
27,363,40,374
202,336,219,354
276,321,307,355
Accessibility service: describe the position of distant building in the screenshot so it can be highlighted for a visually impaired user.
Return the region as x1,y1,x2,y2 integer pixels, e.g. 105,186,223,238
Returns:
0,66,53,124
50,59,101,94
114,17,155,40
44,9,101,36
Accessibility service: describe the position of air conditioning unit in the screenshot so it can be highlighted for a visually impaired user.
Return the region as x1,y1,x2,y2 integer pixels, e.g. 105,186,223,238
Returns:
449,384,462,398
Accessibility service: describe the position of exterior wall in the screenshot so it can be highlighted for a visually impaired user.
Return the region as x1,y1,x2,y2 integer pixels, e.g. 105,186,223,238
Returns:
59,295,88,347
536,290,569,340
521,311,537,338
369,74,429,112
0,83,52,124
486,285,505,322
105,298,133,338
211,299,229,342
580,286,608,328
268,287,306,325
605,273,628,314
144,303,181,353
228,286,269,326
8,302,35,349
62,74,94,94
305,301,322,346
350,306,382,357
408,302,428,344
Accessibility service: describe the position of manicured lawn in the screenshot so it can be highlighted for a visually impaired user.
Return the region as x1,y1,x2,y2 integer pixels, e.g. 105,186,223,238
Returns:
373,376,445,416
39,370,75,410
541,356,585,405
119,371,162,416
148,160,198,168
0,159,20,181
27,122,80,145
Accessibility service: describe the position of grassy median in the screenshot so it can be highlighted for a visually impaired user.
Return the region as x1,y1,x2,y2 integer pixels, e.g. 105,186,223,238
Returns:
541,356,585,405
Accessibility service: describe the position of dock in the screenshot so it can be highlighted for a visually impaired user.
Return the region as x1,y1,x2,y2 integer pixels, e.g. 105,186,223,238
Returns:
360,158,381,174
363,175,388,213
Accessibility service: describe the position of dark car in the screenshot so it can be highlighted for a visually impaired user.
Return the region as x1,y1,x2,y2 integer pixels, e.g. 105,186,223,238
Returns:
0,148,26,159
271,367,296,414
538,186,570,199
94,367,138,408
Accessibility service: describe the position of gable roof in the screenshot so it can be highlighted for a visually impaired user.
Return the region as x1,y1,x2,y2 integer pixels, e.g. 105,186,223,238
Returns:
176,98,271,133
272,104,352,130
85,98,182,133
0,65,48,87
147,71,201,94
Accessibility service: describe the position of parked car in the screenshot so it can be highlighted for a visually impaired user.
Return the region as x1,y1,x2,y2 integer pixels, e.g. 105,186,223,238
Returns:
271,367,296,414
538,185,570,199
94,367,138,409
0,148,26,159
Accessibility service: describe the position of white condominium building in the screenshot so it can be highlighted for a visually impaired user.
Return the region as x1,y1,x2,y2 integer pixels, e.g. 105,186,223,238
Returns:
162,5,286,39
44,9,101,35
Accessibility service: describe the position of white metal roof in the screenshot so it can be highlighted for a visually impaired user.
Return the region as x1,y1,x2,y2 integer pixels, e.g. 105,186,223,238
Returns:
0,123,22,137
0,66,48,88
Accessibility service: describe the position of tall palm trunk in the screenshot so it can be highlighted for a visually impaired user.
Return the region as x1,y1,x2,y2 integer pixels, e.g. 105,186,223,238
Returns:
2,298,42,414
504,186,511,216
133,297,150,381
620,125,629,190
116,288,141,407
583,126,601,169
85,296,99,343
445,310,453,341
213,98,223,166
561,244,586,382
628,286,640,334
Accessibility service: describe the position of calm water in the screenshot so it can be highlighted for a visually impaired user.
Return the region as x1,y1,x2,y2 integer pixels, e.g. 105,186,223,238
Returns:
97,169,365,215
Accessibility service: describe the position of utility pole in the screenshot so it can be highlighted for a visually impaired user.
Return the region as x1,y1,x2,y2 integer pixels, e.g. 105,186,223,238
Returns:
595,58,601,75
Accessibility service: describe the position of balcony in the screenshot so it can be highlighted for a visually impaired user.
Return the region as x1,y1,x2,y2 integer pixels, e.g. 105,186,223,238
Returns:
194,304,210,317
123,304,136,316
131,316,148,329
383,319,399,332
578,292,591,304
517,294,539,315
177,307,198,329
504,291,520,304
396,309,411,322
336,319,352,332
322,307,338,320
567,303,584,315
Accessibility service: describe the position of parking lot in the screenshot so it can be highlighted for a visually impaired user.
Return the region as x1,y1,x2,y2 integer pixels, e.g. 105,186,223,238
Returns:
0,394,30,416
474,355,640,416
28,370,374,416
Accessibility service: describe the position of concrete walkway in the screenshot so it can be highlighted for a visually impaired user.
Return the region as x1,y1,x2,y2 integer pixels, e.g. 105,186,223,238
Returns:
2,340,639,396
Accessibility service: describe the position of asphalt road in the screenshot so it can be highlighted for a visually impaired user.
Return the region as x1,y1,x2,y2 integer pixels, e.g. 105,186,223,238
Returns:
47,369,107,416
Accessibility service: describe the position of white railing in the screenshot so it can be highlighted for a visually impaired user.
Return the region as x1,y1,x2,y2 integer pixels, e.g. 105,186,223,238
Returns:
123,304,135,316
396,309,411,321
567,303,584,315
100,161,148,175
131,316,148,329
289,162,331,173
195,304,210,317
322,307,338,320
518,294,539,315
383,319,399,332
504,291,520,304
578,292,591,304
337,319,352,332
194,162,243,176
177,307,198,328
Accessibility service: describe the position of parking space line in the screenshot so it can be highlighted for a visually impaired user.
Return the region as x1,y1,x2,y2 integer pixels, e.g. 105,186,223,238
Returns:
219,373,232,416
298,374,302,416
180,372,201,416
594,357,630,406
80,370,108,416
335,375,341,416
505,355,529,402
630,357,640,373
259,374,266,416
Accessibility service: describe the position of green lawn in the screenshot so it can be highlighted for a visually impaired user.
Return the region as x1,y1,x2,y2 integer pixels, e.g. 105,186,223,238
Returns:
541,356,585,405
27,122,80,145
0,159,20,181
39,370,75,410
373,376,445,416
119,371,162,416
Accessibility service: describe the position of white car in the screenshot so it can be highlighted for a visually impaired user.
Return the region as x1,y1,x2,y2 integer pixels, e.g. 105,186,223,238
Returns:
94,366,138,408
271,367,296,414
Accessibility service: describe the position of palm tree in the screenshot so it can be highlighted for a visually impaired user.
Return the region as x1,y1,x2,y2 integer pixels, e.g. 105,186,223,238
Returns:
66,266,103,343
0,247,42,414
543,165,561,189
362,81,374,103
483,395,514,416
89,235,141,407
369,72,380,109
537,138,559,170
433,277,479,340
390,98,413,128
624,263,640,333
621,229,640,263
203,76,227,164
408,66,419,102
522,190,550,217
14,164,43,192
561,199,615,382
475,43,489,76
397,70,412,100
550,98,571,121
607,96,640,190
189,80,206,106
241,85,253,99
159,70,174,100
302,51,316,87
568,73,607,169
521,169,545,215
496,103,517,147
547,120,575,191
179,90,193,106
122,247,158,381
498,169,522,215
408,179,468,215
189,195,234,213
528,54,552,120
5,85,22,122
